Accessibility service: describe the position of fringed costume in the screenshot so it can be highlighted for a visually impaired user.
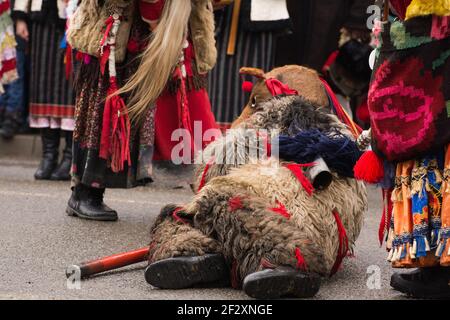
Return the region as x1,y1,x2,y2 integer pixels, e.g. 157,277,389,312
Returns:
145,66,368,299
66,0,222,221
358,0,450,298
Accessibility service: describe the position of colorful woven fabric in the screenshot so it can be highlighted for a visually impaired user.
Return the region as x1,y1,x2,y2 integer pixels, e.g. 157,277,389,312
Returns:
368,15,450,162
437,146,450,266
0,0,17,94
386,147,450,268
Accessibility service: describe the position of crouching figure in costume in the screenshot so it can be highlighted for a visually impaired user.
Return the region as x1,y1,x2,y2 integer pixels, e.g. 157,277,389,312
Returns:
354,0,450,299
66,0,221,221
145,65,368,299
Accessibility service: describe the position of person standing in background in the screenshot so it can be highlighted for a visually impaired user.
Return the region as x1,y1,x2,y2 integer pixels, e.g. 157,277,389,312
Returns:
12,0,75,181
208,0,292,126
65,0,223,221
367,0,450,298
0,0,20,139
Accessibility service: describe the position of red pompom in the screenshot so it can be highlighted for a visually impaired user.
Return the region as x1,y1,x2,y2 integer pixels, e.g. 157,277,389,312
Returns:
354,150,384,184
242,81,253,93
356,101,370,124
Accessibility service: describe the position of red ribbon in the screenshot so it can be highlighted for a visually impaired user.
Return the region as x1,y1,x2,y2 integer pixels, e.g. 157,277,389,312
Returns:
295,247,308,271
99,16,115,75
330,209,349,276
270,200,291,219
265,78,298,97
285,163,315,196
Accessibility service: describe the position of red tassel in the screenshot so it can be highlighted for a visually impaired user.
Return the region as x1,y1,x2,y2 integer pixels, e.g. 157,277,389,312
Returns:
242,81,253,93
99,77,131,173
228,196,244,212
295,247,308,271
330,210,349,276
285,163,315,196
270,200,291,219
100,16,114,47
354,150,384,184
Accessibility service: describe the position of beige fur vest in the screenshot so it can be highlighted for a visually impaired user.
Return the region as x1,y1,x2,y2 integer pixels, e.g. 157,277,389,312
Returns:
67,0,217,73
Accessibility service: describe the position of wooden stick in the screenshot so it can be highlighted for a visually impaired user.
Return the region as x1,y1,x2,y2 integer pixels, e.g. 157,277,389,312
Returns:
66,247,150,279
227,0,241,56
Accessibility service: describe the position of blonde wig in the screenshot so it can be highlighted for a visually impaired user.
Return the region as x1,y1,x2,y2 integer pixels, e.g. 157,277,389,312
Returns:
117,0,192,121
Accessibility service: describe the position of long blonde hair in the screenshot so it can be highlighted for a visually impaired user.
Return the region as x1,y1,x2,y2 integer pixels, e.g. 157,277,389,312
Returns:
117,0,192,121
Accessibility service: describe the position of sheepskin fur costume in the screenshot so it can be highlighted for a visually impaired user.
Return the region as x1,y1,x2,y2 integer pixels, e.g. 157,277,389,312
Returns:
148,95,367,286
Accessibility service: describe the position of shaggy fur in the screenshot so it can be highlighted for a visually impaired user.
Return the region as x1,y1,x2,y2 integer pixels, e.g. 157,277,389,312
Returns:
192,96,352,191
67,0,135,62
149,92,367,285
189,0,217,74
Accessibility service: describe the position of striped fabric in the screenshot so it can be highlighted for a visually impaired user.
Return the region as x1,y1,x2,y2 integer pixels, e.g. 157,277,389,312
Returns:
207,7,275,125
29,21,75,120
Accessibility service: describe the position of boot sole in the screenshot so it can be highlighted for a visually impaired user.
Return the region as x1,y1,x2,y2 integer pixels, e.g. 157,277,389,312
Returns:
390,274,450,299
145,254,229,289
66,206,118,222
243,269,321,299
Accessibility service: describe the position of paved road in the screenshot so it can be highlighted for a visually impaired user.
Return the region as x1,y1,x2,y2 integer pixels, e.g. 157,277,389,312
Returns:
0,157,407,300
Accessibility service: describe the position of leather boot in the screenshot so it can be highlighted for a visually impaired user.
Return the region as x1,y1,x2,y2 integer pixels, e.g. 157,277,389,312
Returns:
243,267,321,299
145,254,229,289
391,267,450,299
50,131,73,181
66,184,118,221
34,128,60,180
0,111,20,140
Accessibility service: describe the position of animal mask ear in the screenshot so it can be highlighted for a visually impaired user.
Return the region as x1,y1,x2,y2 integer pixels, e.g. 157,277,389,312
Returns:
239,67,266,79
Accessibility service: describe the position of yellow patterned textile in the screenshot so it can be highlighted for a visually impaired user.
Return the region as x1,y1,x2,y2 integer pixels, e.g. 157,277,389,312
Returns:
405,0,450,20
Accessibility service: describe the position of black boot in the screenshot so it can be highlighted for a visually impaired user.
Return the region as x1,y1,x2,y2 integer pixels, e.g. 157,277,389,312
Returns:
50,131,73,181
34,128,60,180
145,254,230,289
66,184,118,221
243,267,321,299
0,111,20,140
390,267,450,299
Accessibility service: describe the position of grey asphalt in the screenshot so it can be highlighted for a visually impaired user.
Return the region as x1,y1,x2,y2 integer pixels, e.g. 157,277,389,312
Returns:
0,157,407,300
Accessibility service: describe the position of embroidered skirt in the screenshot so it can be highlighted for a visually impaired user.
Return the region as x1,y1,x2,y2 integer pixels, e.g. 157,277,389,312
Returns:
29,21,75,131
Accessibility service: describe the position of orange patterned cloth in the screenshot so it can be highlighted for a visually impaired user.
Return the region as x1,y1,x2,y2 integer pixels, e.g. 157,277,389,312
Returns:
387,145,450,268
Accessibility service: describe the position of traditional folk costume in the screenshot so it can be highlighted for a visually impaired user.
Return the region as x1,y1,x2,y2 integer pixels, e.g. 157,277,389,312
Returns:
145,66,368,299
357,0,450,298
0,0,17,93
0,0,19,139
208,0,291,126
12,0,75,181
65,0,222,221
